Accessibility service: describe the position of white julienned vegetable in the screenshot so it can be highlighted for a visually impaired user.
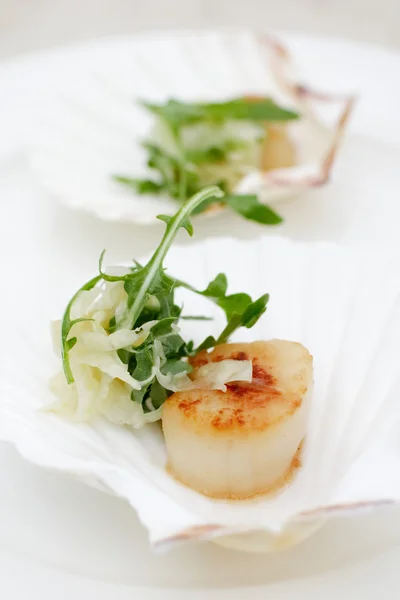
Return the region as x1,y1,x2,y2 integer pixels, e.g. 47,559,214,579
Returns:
150,117,265,189
49,279,252,428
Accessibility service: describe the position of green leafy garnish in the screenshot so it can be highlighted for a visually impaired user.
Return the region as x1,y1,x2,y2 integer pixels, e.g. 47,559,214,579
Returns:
113,95,300,225
225,195,283,225
113,176,164,195
61,187,270,415
175,274,269,350
185,143,239,165
142,97,299,128
61,275,101,383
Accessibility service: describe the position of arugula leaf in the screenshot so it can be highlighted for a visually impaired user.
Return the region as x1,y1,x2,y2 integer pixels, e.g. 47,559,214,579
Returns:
185,140,245,165
146,317,177,339
129,321,189,407
142,99,205,129
115,143,203,203
132,346,154,383
218,293,253,321
186,146,227,164
137,318,186,357
200,273,228,298
195,294,269,352
131,384,151,405
161,358,192,376
242,294,270,327
196,335,218,353
143,97,299,128
61,275,101,383
174,271,269,352
148,379,171,409
225,195,283,225
162,333,186,355
112,175,164,195
117,348,131,364
216,294,269,341
203,98,299,122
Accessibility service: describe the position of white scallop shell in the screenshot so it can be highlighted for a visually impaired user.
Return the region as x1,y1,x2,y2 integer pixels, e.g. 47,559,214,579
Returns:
1,236,400,553
29,30,354,224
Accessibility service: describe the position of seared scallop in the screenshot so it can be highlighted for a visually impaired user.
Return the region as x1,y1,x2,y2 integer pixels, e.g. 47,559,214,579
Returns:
262,124,297,171
162,340,313,499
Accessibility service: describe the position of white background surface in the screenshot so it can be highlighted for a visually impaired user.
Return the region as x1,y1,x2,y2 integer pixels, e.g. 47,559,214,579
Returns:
0,0,399,60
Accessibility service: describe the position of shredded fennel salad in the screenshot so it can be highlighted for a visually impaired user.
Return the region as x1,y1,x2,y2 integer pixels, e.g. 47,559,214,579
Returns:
50,186,269,428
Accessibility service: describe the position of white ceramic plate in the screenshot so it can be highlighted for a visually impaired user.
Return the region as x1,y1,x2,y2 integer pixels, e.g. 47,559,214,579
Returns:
1,30,400,599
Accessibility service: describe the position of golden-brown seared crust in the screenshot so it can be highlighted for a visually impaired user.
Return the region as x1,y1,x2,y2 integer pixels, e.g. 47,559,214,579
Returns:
164,341,311,434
